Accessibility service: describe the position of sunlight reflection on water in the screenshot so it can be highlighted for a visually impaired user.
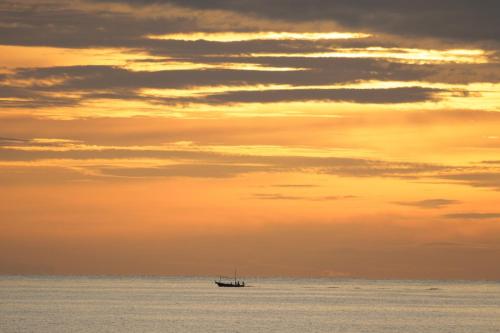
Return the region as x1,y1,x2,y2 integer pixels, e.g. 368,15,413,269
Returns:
1,276,499,332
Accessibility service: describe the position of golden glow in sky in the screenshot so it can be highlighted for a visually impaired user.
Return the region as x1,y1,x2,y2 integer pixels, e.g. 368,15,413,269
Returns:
148,31,371,42
251,48,490,64
0,0,499,279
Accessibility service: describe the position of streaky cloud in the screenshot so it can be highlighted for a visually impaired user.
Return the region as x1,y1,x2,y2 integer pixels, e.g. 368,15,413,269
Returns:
202,87,443,104
251,193,354,201
393,199,460,209
438,172,500,191
443,213,500,219
136,0,500,42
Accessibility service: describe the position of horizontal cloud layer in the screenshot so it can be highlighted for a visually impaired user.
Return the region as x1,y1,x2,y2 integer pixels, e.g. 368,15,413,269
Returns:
135,0,500,41
2,139,500,191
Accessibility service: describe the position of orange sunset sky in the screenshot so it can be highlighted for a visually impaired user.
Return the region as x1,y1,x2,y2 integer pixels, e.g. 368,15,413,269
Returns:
1,0,499,279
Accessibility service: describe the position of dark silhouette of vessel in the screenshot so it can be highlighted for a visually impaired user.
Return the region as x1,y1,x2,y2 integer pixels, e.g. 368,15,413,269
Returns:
215,270,245,287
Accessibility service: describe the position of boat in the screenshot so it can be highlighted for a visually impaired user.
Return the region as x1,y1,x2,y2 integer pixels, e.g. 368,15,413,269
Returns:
215,270,246,287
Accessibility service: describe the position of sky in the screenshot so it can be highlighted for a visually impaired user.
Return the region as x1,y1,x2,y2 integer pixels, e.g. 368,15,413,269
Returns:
1,0,500,279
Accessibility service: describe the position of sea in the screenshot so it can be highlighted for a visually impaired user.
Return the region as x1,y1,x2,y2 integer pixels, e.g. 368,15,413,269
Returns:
1,276,499,332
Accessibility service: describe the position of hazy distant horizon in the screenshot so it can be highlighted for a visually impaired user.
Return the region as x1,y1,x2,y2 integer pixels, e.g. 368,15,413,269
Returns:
2,274,500,283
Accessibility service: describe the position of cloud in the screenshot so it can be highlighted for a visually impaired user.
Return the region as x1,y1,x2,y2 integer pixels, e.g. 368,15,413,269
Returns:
393,198,460,209
1,110,499,148
271,184,318,188
438,172,500,191
8,61,421,89
101,164,269,178
143,0,500,42
252,193,306,200
0,0,224,48
251,193,354,201
93,155,444,179
0,166,91,185
1,0,496,114
181,56,500,84
0,64,445,108
0,137,29,146
42,0,493,45
203,87,443,104
443,213,500,219
0,0,382,50
0,138,448,180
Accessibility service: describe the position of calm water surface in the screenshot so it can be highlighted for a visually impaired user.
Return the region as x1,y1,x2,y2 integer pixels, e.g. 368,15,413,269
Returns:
1,276,499,332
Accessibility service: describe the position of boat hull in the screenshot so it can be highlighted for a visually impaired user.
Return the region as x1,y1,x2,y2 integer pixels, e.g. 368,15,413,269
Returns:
215,281,245,287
